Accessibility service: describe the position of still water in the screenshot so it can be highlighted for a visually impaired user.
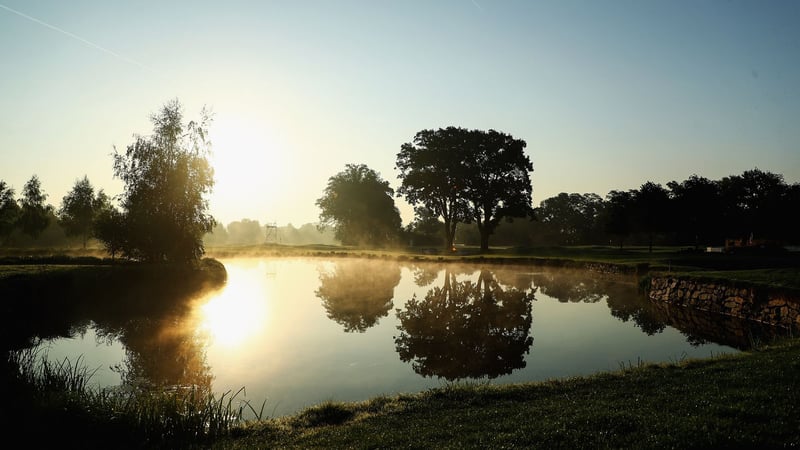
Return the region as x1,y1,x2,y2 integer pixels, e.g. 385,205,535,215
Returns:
37,257,771,417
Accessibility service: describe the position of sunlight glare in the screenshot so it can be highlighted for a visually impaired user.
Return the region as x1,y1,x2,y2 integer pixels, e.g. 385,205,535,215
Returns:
199,266,269,348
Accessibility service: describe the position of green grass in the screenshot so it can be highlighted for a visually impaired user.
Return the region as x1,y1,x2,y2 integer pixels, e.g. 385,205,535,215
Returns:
4,346,263,449
212,338,800,449
8,338,800,448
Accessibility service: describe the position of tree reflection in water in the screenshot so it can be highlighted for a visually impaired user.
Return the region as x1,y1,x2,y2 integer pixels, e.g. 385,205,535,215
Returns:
395,269,535,381
315,260,402,332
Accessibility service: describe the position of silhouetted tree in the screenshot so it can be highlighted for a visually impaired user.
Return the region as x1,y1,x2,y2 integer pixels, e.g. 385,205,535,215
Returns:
667,175,722,248
396,127,471,250
632,182,671,253
110,99,215,262
718,168,788,243
397,127,534,252
0,180,20,244
316,164,402,247
58,176,101,248
461,129,534,251
535,193,605,245
315,260,401,332
93,196,125,259
17,175,53,239
601,190,635,249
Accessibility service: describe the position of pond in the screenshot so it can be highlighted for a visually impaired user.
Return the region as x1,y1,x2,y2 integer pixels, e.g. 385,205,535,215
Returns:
28,257,785,418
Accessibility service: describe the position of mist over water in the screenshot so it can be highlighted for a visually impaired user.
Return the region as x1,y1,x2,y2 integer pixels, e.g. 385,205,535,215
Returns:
34,257,783,417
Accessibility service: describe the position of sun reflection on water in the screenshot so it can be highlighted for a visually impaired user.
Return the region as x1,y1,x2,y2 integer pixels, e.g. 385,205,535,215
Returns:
198,265,269,348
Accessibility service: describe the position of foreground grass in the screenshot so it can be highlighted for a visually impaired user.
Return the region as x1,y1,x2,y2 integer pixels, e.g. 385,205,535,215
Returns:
219,339,800,449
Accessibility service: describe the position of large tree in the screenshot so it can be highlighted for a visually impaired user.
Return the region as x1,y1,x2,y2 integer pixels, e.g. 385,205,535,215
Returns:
397,127,533,252
0,180,20,244
58,175,100,248
462,129,534,251
396,127,471,250
109,99,215,262
316,164,402,247
17,175,53,238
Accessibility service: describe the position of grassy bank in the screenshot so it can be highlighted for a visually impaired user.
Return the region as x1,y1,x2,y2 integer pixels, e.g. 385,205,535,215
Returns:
6,336,799,449
214,338,800,449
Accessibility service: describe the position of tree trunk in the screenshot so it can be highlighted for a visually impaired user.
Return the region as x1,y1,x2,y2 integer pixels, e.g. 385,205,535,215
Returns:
443,220,457,251
479,229,490,253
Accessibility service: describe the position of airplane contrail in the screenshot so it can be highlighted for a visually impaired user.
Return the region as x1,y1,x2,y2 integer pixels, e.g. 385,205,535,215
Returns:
0,3,155,73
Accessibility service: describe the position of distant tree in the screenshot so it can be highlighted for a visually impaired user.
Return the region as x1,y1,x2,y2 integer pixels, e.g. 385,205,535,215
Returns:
226,219,263,245
632,182,671,253
203,222,229,246
58,176,99,248
601,189,635,250
93,192,125,258
0,180,20,244
667,175,721,248
461,129,534,252
110,99,215,262
316,164,402,247
718,168,787,243
536,193,605,245
396,127,471,250
405,206,444,247
17,175,53,239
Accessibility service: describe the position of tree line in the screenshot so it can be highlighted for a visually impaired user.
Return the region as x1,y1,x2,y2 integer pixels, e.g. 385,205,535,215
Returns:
1,99,215,263
315,127,797,252
4,99,797,259
462,169,799,251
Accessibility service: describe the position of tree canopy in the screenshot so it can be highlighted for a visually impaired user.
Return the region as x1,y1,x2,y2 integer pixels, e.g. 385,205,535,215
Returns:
0,181,20,244
58,176,105,248
108,99,215,262
17,175,53,239
397,127,533,252
316,164,402,247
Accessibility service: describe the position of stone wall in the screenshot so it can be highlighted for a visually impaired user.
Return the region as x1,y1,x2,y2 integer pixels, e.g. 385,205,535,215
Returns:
648,276,800,329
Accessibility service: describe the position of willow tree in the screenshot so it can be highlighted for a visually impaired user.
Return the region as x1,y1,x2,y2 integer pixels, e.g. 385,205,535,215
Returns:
109,99,215,262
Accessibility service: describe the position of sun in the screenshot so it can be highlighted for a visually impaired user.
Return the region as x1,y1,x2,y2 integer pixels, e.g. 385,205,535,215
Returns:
207,114,287,222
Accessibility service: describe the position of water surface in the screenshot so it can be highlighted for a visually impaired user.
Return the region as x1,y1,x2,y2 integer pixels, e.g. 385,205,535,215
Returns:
35,257,780,417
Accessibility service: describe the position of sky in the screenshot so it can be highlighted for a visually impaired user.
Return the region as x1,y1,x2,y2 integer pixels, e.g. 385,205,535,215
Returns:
1,0,798,228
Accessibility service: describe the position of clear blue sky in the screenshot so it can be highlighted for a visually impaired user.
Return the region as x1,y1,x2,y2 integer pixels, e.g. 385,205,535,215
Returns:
1,0,798,227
